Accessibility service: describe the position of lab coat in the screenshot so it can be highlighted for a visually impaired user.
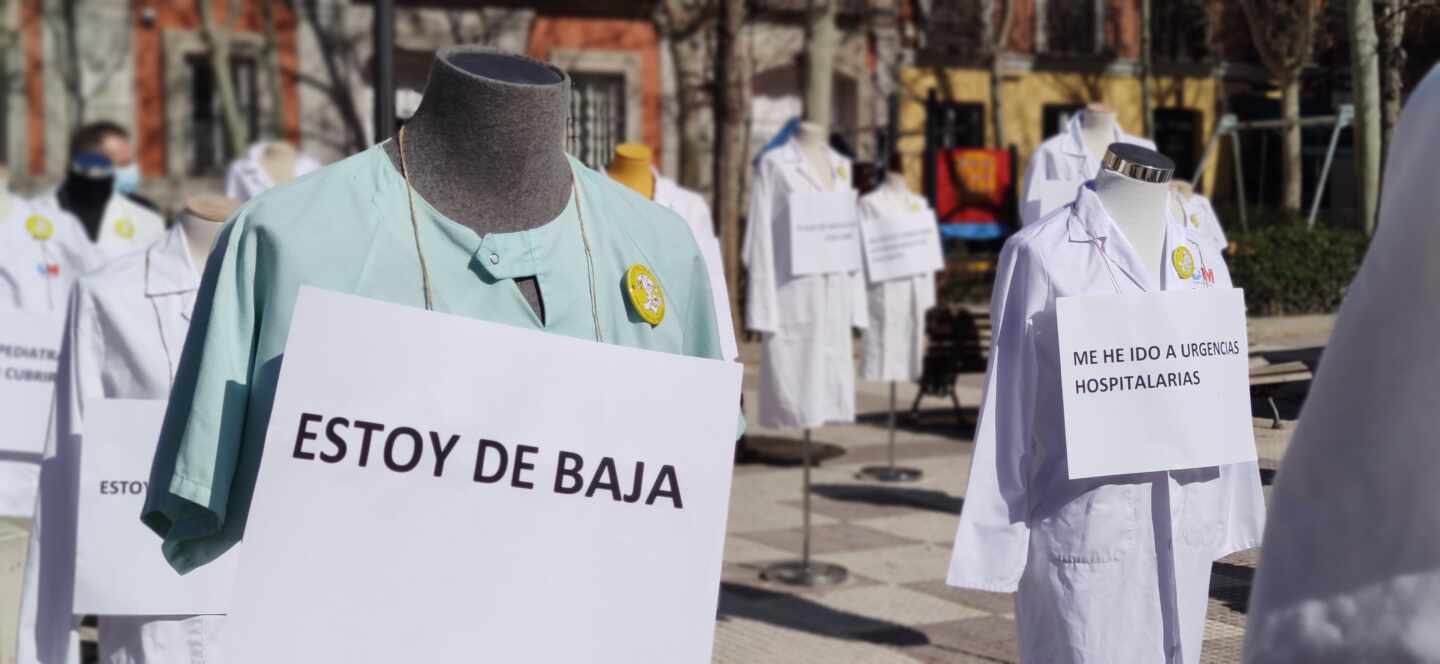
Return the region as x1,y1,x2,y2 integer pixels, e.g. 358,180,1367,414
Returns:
1243,65,1440,663
947,185,1265,664
744,138,867,429
0,198,97,518
1173,191,1228,253
653,172,738,361
15,225,223,664
40,191,165,262
1020,114,1155,226
857,187,937,383
223,142,321,202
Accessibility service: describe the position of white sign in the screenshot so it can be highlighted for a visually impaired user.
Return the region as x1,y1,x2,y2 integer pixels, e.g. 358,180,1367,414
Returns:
787,190,862,276
0,309,63,454
861,207,944,283
1056,288,1256,479
1021,179,1083,226
74,399,236,615
224,288,743,664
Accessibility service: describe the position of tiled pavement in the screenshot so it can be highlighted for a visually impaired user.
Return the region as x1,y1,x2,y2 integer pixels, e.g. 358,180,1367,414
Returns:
715,359,1288,663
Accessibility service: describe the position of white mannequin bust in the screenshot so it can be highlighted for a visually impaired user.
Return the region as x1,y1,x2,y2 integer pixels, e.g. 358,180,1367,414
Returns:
1079,103,1118,162
180,194,240,272
1093,144,1172,284
882,170,909,196
795,121,835,190
259,142,299,186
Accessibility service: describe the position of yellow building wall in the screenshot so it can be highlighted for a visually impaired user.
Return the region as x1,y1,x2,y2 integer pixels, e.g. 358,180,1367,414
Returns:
898,67,1221,207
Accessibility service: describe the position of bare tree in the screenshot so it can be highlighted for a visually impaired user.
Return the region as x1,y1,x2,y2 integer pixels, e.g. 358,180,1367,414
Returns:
1239,0,1320,212
1139,0,1153,136
1347,0,1381,234
259,0,288,139
294,0,368,154
713,0,748,340
803,0,837,126
196,0,249,158
988,0,1015,148
655,0,716,195
1378,0,1408,155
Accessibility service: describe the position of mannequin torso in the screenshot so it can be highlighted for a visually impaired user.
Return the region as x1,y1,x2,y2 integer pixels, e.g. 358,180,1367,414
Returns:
1079,105,1118,163
381,48,572,318
1093,146,1173,284
795,122,835,190
180,194,239,271
606,143,655,199
882,171,909,197
259,143,299,187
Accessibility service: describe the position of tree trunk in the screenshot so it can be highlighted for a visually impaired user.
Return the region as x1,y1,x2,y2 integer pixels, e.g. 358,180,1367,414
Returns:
989,0,1015,149
1347,0,1381,234
1280,77,1302,212
197,0,248,159
1139,0,1153,136
671,25,713,200
259,0,287,140
803,0,837,127
714,0,748,342
1380,0,1407,163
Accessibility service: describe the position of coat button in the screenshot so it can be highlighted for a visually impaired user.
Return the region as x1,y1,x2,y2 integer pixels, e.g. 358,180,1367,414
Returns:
489,253,500,265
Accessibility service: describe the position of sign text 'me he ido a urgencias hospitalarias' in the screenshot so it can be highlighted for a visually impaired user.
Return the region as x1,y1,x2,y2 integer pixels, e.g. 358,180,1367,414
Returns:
1056,288,1256,479
222,287,743,664
787,190,862,276
76,399,237,615
860,206,944,283
0,309,63,456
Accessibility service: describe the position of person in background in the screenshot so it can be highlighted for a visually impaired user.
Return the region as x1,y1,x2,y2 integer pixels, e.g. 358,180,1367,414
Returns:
66,122,157,212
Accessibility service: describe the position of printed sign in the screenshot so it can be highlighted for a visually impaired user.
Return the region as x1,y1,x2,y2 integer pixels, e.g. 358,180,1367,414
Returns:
1056,288,1256,479
0,309,63,454
223,287,743,664
75,399,237,615
787,190,862,276
861,207,944,283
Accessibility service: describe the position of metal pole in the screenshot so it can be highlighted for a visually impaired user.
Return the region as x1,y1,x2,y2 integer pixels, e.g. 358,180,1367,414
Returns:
856,383,922,482
372,0,396,142
887,382,896,469
1308,104,1354,230
801,427,811,566
761,428,847,586
1229,131,1249,231
1192,114,1235,192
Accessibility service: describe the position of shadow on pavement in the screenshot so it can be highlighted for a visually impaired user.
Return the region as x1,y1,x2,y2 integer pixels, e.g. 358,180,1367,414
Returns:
811,483,964,515
717,582,931,647
1211,562,1255,614
856,406,980,440
738,434,848,467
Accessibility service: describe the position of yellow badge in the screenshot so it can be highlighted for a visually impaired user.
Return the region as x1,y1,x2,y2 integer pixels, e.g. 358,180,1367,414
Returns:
25,215,53,241
836,163,848,179
1189,213,1201,228
1171,246,1196,280
114,218,135,239
625,263,665,326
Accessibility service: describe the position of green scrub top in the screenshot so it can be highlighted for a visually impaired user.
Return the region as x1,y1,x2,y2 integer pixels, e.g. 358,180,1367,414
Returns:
142,145,742,573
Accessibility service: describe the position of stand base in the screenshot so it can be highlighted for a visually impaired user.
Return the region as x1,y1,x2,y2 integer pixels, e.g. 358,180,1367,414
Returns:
855,465,924,482
761,560,849,587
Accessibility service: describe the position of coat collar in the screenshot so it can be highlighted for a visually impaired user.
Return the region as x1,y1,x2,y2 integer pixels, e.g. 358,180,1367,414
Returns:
1059,111,1123,161
1067,184,1192,292
144,224,200,298
777,136,848,192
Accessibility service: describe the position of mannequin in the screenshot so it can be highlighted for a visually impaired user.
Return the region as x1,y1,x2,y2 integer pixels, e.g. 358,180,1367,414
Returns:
180,194,240,271
1093,143,1173,283
882,170,909,195
381,47,571,319
258,142,300,186
0,163,13,222
606,143,655,199
1079,103,1119,161
55,152,115,241
794,121,834,190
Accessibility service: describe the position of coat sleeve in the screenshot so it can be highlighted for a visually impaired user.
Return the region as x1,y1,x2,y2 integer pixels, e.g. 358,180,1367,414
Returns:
742,161,780,334
850,196,871,330
1018,149,1051,226
16,284,102,664
1211,259,1265,558
140,210,260,573
946,237,1045,592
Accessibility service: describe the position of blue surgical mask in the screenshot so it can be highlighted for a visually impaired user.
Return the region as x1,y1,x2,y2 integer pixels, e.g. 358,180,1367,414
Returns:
113,163,142,195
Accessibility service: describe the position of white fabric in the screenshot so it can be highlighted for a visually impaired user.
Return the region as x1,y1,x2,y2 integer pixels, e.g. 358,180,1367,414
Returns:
39,192,164,262
1173,191,1228,253
1020,114,1156,226
1242,65,1440,663
16,225,224,664
947,185,1265,664
652,173,738,361
222,142,321,202
858,187,937,383
744,137,867,429
0,198,97,518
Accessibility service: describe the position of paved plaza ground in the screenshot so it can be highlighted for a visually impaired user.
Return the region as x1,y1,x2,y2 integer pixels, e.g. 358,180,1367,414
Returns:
712,315,1332,663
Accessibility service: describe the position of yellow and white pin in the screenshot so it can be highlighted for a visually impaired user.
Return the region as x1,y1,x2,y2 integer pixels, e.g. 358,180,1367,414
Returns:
1171,246,1196,280
114,217,135,239
625,263,665,326
25,214,53,241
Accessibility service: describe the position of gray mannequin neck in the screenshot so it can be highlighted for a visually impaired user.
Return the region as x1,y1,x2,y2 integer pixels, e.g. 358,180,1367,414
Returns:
382,47,571,319
383,48,572,235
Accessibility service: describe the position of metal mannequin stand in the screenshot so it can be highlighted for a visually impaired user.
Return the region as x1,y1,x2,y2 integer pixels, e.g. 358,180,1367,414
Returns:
762,428,849,586
856,382,923,482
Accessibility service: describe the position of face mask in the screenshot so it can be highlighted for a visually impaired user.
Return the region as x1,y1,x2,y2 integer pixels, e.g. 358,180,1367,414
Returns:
113,163,142,195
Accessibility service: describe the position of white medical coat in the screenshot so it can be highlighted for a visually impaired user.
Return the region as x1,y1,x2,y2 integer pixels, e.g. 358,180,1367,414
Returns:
653,173,738,361
744,138,867,429
1174,191,1228,253
857,188,937,383
0,198,97,518
223,142,321,202
1020,114,1155,226
947,185,1265,664
16,225,223,664
1243,65,1440,663
41,191,165,262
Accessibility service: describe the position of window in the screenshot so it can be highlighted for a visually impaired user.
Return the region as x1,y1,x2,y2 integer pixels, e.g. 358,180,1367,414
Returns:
568,72,626,171
188,54,259,175
1152,0,1211,62
1154,108,1200,180
929,101,985,149
1042,103,1085,138
1039,0,1101,56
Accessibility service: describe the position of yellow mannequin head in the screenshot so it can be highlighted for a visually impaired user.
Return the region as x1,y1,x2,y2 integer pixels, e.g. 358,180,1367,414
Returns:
606,143,655,199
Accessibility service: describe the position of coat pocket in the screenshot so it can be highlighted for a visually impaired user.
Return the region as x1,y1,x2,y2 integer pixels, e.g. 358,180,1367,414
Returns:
1177,472,1224,551
1039,484,1140,564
